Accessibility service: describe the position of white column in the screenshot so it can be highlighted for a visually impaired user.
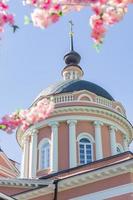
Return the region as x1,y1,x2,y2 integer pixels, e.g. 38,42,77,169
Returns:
109,126,117,155
67,120,77,168
49,122,59,172
123,135,129,151
29,129,38,178
20,136,30,178
94,121,103,160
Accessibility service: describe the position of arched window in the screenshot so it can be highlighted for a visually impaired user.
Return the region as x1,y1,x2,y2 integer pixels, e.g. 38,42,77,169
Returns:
38,139,51,170
79,138,93,165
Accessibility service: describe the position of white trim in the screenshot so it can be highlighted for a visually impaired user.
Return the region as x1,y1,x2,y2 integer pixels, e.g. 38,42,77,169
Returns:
67,120,77,168
116,143,124,154
0,178,52,187
17,105,133,147
49,121,59,172
13,159,133,199
0,193,15,200
70,183,133,200
29,129,38,178
38,138,51,149
94,121,103,160
77,133,95,143
0,153,19,173
0,166,16,178
77,94,93,102
109,126,117,155
34,115,130,136
78,136,93,164
115,105,123,114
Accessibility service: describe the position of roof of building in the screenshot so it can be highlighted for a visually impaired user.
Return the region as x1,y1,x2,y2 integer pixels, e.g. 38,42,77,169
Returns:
8,151,133,200
35,79,114,101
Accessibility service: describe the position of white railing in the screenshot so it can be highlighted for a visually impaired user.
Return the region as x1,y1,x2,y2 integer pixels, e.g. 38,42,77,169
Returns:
54,95,113,107
53,94,125,116
54,95,75,103
95,97,113,108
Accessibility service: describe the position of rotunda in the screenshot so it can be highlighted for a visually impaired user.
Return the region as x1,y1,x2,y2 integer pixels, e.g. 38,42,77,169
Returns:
17,32,133,179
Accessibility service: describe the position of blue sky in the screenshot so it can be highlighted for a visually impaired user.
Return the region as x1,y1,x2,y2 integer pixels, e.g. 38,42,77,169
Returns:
0,2,133,162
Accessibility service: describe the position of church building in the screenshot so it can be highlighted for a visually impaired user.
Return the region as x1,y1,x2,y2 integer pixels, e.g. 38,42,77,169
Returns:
0,26,133,200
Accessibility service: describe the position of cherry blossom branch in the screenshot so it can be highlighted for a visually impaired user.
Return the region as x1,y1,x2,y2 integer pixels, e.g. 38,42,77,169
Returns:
0,98,54,133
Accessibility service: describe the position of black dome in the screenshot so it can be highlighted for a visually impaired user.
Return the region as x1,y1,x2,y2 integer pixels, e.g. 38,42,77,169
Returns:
64,51,81,65
35,79,114,101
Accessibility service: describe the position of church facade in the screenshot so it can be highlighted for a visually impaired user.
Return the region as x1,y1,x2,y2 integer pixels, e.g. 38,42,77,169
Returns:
0,34,133,199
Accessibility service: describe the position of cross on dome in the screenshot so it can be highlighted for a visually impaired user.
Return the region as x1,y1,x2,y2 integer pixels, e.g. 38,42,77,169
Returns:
62,21,84,80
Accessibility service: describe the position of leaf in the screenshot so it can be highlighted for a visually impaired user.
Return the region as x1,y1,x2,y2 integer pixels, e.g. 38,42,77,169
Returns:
24,16,31,25
93,43,102,53
0,124,7,130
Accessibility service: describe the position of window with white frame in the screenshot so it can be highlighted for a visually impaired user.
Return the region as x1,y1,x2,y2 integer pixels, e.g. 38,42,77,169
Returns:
79,138,93,165
39,139,50,170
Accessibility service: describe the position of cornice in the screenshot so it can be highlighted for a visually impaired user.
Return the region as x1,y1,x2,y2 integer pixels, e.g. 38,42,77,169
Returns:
0,179,53,188
58,159,133,192
12,159,133,200
13,184,54,200
17,105,133,147
51,106,132,132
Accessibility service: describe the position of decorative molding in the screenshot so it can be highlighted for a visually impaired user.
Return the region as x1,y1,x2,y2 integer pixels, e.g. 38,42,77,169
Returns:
48,121,59,127
77,132,95,143
58,159,133,192
30,128,39,136
93,120,103,127
70,183,133,200
13,184,54,200
77,133,94,163
116,143,124,153
0,179,52,187
94,121,103,160
109,125,118,132
38,138,51,149
67,119,77,168
13,159,133,199
77,94,93,102
67,119,77,125
17,106,133,147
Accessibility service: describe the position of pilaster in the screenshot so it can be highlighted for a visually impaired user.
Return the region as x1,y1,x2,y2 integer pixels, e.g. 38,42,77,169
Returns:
109,126,117,155
49,121,59,172
94,121,103,160
67,120,77,168
29,129,38,178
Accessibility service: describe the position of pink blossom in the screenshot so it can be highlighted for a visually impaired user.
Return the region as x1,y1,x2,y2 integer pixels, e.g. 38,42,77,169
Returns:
0,98,54,134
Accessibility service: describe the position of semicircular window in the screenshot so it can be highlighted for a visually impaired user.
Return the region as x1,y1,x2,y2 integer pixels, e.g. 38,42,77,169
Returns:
79,138,93,165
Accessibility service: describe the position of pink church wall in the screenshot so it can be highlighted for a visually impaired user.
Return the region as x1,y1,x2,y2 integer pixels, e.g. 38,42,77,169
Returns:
58,122,69,170
76,121,95,161
37,126,51,175
0,186,30,196
56,173,132,200
102,125,111,157
116,130,123,146
38,127,51,144
0,156,10,169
